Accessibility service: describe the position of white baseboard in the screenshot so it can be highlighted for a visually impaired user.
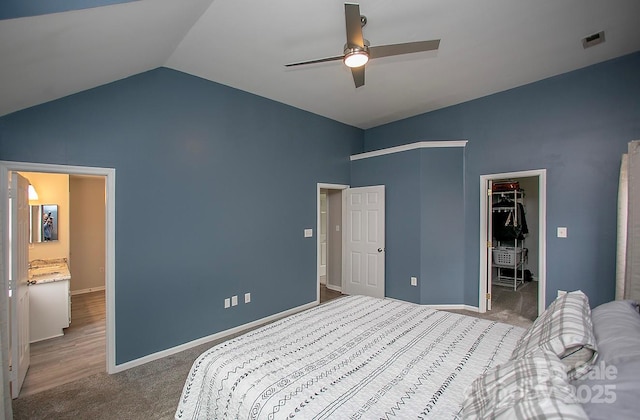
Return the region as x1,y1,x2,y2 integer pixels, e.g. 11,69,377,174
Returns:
30,332,63,344
383,296,478,312
425,304,479,312
71,286,106,295
325,284,342,292
111,300,318,374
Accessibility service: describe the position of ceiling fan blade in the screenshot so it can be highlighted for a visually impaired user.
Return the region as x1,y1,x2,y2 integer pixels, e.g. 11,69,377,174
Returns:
285,55,344,67
345,3,364,48
369,39,440,59
351,66,365,88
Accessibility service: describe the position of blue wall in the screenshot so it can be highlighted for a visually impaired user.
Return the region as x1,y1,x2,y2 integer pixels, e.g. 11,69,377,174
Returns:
0,0,137,20
2,51,639,364
351,146,465,305
364,51,640,309
351,151,422,303
0,68,363,363
419,147,465,305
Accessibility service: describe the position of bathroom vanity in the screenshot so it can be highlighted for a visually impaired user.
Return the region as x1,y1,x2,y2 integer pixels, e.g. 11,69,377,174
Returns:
28,258,71,343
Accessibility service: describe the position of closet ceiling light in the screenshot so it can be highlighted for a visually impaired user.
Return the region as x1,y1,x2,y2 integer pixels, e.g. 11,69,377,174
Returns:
28,185,39,200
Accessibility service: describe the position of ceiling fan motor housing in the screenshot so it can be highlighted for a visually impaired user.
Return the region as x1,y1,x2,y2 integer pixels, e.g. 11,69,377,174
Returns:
343,44,370,67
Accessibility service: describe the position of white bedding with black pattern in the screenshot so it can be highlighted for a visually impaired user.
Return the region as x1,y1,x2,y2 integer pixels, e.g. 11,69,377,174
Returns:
175,295,524,419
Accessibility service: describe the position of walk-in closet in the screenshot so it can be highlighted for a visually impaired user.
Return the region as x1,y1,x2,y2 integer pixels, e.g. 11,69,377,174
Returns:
491,181,529,290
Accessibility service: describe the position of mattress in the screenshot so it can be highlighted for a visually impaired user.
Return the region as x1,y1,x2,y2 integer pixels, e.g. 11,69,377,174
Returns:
175,295,525,419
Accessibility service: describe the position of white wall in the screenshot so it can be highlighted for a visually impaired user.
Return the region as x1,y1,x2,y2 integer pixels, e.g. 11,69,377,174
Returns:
327,190,343,289
69,175,106,293
519,176,539,279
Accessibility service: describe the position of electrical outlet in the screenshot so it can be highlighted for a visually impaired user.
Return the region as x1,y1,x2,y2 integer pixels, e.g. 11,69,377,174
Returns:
245,293,251,303
224,298,230,308
557,227,567,238
411,276,418,286
231,295,238,306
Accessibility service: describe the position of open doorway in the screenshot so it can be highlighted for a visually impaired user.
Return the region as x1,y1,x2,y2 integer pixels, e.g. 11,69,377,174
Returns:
479,169,547,321
0,160,116,401
17,172,106,397
317,183,348,304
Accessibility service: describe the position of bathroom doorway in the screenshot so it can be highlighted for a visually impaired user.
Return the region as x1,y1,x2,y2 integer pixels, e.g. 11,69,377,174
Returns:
0,160,116,400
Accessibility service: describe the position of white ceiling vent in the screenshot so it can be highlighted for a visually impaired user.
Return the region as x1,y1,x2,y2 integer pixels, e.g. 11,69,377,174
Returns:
582,31,605,49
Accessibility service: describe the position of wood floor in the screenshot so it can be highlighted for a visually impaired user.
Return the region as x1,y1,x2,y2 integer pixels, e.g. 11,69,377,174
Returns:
19,290,106,398
320,284,343,303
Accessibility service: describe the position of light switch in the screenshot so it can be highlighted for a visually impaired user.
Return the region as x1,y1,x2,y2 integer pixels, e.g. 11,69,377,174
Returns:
336,225,340,232
244,293,251,303
304,228,313,238
557,227,567,238
224,298,230,308
231,295,238,306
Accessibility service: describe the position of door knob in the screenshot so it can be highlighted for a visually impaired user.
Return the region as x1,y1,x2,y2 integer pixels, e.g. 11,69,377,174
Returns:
378,248,384,252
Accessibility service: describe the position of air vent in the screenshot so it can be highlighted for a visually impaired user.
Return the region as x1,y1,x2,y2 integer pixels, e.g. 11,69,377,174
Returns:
582,31,605,49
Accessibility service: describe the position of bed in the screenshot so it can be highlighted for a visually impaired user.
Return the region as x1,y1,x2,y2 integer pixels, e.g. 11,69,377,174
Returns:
176,292,639,419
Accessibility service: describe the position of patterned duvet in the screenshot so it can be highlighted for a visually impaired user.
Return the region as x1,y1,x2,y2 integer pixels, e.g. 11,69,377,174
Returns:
175,295,524,419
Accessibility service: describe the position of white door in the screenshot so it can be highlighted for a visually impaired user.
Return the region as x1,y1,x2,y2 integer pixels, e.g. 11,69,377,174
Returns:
486,179,493,311
10,173,30,398
344,186,385,298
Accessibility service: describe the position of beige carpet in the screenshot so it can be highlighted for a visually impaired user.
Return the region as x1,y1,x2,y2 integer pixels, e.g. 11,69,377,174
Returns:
11,316,282,420
12,287,537,419
446,280,538,329
12,341,211,420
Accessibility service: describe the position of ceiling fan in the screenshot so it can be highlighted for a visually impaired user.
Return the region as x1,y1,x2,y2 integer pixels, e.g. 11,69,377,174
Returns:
285,2,440,88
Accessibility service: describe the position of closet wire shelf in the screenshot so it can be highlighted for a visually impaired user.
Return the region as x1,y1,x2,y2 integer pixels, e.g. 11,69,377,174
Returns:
491,185,528,291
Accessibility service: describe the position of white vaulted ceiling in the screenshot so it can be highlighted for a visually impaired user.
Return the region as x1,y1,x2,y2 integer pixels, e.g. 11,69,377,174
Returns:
1,0,639,129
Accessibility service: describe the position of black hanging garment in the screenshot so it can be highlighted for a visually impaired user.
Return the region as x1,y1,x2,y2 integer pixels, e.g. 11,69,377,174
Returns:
493,200,528,241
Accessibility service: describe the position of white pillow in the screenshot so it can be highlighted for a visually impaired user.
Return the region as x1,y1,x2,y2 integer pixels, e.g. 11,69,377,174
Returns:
574,299,640,420
590,299,640,363
511,290,597,378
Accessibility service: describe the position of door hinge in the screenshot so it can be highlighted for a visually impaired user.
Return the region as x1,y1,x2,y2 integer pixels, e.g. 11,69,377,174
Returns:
486,293,491,300
487,241,492,248
487,188,492,196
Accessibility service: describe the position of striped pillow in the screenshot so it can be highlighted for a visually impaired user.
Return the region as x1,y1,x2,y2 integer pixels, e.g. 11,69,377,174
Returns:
462,348,588,419
510,290,597,379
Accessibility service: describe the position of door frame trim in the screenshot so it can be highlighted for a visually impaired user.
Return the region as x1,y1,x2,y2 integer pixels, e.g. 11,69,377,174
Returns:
316,183,348,303
0,161,116,378
479,169,547,316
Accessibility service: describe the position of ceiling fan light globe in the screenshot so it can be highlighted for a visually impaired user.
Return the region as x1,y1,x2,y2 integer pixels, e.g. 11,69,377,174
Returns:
344,51,369,68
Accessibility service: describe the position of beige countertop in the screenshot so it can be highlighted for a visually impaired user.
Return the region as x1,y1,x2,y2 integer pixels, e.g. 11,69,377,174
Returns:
28,258,70,284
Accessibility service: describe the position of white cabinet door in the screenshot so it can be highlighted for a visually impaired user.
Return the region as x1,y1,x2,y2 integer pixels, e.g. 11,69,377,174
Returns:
29,280,70,343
